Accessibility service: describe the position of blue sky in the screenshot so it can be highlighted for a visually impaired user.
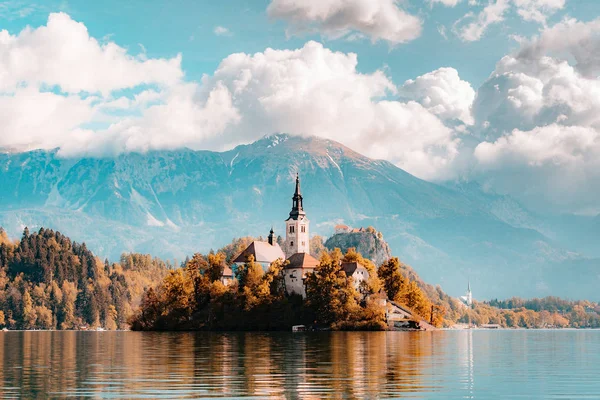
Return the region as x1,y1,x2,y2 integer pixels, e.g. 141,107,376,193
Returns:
0,0,599,214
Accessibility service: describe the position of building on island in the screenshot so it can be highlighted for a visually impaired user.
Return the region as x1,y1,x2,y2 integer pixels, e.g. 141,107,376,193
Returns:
231,173,318,297
283,252,319,297
341,261,370,291
232,228,285,271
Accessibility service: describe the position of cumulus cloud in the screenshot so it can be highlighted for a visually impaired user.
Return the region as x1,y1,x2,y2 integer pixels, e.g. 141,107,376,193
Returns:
266,0,422,45
0,12,183,95
470,17,600,212
46,40,462,180
515,17,600,77
400,67,475,125
194,41,460,179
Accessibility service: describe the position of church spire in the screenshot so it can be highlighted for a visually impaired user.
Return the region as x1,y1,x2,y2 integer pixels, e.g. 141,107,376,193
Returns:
288,172,305,220
294,173,301,197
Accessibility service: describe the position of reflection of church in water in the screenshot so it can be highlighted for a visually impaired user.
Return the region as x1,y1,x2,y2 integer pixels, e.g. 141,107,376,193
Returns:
232,173,319,297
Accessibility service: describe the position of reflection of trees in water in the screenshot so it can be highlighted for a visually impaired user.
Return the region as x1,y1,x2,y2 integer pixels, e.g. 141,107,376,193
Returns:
0,331,435,398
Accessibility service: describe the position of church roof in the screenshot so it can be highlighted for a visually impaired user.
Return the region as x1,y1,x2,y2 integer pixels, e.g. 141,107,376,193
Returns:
341,262,369,278
232,241,285,264
285,252,319,269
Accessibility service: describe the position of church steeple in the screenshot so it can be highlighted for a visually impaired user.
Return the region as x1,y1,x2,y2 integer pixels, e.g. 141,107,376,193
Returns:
285,172,310,257
288,173,305,220
268,226,275,245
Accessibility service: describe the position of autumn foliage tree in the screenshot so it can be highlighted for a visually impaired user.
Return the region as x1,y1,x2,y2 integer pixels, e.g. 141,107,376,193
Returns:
0,227,170,330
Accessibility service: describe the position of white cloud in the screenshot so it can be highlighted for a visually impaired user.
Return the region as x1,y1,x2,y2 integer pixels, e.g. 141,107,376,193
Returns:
474,43,600,136
400,67,475,125
266,0,422,45
0,12,183,95
453,0,566,42
515,17,600,78
430,0,462,7
0,87,96,151
474,124,600,211
195,41,459,179
469,17,600,212
512,0,565,24
453,0,510,42
214,26,232,36
0,13,460,181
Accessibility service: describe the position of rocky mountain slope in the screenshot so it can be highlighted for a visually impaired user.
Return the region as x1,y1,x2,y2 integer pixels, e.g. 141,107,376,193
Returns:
325,229,392,266
0,134,598,299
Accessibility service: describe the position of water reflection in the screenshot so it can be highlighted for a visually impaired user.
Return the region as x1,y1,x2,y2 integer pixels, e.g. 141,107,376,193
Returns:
1,330,599,399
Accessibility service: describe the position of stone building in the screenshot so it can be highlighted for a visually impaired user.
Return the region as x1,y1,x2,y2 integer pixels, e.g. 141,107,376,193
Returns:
341,261,370,291
283,252,319,297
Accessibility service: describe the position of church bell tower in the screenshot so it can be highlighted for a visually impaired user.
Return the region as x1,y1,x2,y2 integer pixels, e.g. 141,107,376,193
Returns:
285,173,310,258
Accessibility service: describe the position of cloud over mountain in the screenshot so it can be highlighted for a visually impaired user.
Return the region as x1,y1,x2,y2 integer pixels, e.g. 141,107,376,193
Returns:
1,12,599,213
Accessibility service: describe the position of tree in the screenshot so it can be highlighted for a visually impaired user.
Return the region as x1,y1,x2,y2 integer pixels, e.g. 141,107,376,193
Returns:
305,250,360,327
21,289,37,329
105,305,118,330
35,305,53,329
60,281,78,330
161,269,194,327
185,253,210,310
378,257,406,303
206,252,226,283
401,280,431,318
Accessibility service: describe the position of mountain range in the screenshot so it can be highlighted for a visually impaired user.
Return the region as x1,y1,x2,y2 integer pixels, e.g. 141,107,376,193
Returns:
1,134,598,299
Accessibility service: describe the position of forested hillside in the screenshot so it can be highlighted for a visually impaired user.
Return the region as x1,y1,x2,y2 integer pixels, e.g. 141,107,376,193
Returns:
0,227,169,330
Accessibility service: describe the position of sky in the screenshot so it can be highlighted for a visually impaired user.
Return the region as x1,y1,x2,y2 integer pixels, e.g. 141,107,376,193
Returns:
0,0,599,214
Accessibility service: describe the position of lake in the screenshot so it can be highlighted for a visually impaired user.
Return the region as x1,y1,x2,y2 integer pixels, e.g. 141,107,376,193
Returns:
0,330,598,399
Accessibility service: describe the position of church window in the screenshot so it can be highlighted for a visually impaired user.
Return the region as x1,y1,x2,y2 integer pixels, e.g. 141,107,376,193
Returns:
301,225,305,233
302,241,305,246
290,226,295,233
290,241,294,247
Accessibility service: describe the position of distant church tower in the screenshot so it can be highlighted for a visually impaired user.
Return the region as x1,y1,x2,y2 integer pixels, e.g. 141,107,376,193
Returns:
285,173,310,258
461,280,473,307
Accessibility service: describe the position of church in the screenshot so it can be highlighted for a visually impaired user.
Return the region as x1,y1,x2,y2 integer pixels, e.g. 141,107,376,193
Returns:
232,173,320,297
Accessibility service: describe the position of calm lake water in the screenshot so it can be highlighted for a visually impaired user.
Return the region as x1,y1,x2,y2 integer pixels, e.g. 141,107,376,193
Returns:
0,330,598,399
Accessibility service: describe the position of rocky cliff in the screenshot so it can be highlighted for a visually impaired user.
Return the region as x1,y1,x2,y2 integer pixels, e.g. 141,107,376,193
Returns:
325,229,392,266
